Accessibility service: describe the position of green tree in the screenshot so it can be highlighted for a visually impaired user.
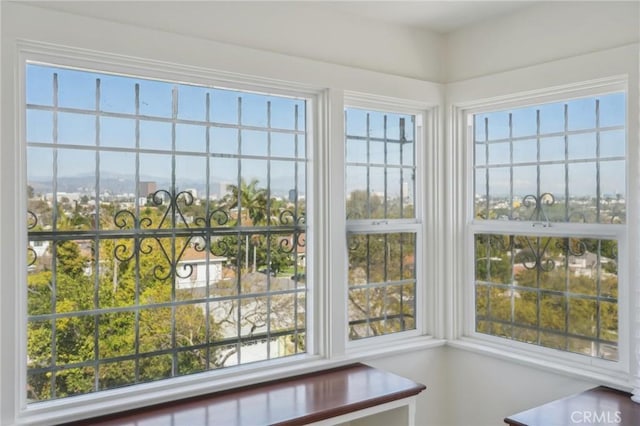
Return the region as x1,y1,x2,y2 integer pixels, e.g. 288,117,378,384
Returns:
224,179,267,226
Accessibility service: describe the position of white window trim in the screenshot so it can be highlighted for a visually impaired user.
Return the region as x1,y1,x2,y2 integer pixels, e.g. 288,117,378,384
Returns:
5,41,443,426
343,92,438,351
449,76,635,388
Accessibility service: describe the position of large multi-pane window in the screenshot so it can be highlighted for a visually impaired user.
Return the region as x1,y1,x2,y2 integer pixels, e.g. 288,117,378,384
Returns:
471,91,625,360
345,106,420,340
25,63,308,401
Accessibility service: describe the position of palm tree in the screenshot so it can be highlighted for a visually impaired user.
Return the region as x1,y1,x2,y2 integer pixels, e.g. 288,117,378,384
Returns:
224,178,267,226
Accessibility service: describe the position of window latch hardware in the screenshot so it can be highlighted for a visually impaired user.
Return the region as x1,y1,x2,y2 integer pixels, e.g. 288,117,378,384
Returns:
532,222,551,228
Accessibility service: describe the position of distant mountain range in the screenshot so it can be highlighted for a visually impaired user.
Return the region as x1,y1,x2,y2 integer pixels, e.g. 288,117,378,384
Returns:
28,174,302,199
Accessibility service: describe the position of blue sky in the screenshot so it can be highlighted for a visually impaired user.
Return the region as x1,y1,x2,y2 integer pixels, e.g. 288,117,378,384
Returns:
26,64,627,201
26,64,306,198
473,92,626,198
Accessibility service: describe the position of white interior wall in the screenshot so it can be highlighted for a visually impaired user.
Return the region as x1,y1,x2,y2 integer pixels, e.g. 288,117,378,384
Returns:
2,2,640,426
24,1,445,83
443,348,597,426
445,1,640,82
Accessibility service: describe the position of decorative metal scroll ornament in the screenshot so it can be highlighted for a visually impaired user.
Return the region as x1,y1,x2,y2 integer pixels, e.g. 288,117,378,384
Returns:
522,192,555,223
27,211,38,266
520,236,555,272
481,234,590,274
110,189,305,281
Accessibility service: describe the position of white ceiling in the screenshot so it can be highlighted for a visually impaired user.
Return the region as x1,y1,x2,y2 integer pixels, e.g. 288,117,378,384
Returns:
21,1,538,34
324,1,537,33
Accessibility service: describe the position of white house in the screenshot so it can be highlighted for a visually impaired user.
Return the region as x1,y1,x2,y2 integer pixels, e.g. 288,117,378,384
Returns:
175,247,227,291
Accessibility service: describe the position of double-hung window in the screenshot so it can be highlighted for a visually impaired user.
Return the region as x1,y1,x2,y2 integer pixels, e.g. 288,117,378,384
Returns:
25,62,310,402
344,103,423,341
468,84,627,364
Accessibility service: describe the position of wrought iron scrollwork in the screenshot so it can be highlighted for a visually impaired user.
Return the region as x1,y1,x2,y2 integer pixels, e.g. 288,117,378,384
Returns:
522,193,554,222
209,237,232,258
520,236,555,272
27,211,38,230
27,247,37,267
27,211,38,266
194,208,230,228
108,190,307,281
555,237,587,257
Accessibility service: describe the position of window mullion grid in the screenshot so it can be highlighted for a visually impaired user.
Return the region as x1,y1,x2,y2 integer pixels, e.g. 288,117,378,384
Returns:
366,113,371,218
564,104,570,222
235,96,243,365
508,112,515,339
134,82,142,382
383,115,388,218
266,100,272,360
508,113,514,220
595,99,601,223
25,63,314,405
563,237,570,352
382,115,388,327
170,85,178,377
484,117,490,218
365,235,372,337
204,91,212,370
49,71,60,400
596,239,603,357
293,103,300,354
594,99,602,358
92,75,101,392
399,117,404,218
534,109,542,345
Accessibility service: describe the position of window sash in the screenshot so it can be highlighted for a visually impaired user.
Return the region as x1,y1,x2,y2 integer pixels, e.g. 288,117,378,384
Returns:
24,62,314,402
464,84,628,366
344,103,425,342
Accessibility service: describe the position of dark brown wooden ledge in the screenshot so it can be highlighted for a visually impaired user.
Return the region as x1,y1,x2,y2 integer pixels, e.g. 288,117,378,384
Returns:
62,363,426,426
504,386,640,426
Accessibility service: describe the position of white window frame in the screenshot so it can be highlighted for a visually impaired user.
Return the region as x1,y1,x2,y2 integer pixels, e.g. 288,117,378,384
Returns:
4,42,443,425
454,77,632,382
343,93,435,351
15,42,327,425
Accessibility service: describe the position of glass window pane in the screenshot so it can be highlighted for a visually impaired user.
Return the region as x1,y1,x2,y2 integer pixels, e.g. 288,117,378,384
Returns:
140,120,172,151
27,64,55,106
475,234,618,360
567,98,596,131
211,127,238,156
568,133,596,160
539,136,565,162
177,84,207,122
487,142,510,165
101,117,135,149
58,112,95,146
486,111,510,141
539,102,565,134
512,139,536,164
511,107,537,138
474,92,626,225
27,64,310,402
600,130,625,158
599,92,625,128
176,124,206,153
348,233,416,340
27,110,53,143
